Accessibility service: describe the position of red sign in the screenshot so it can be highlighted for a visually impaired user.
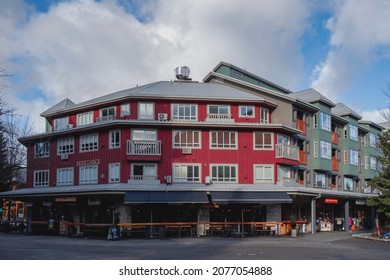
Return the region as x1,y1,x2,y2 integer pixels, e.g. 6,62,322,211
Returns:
325,198,338,204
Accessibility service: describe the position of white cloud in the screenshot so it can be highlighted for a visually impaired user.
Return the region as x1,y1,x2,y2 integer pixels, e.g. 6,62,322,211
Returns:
311,0,390,100
360,109,384,123
2,0,310,133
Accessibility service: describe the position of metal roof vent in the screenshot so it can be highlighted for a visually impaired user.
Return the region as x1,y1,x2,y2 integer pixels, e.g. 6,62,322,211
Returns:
175,66,192,81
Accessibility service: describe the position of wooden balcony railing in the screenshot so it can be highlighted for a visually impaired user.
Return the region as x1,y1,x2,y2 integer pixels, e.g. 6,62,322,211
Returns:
297,119,306,136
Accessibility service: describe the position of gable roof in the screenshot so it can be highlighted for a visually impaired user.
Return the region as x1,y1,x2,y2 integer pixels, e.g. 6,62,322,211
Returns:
40,98,75,116
332,103,362,120
291,88,335,107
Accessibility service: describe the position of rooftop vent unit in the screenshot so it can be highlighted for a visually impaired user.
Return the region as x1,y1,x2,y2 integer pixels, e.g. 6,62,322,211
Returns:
175,66,192,81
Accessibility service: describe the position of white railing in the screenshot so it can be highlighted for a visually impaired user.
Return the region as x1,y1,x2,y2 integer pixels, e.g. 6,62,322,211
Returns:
96,115,116,122
275,144,299,161
205,113,234,123
126,140,161,155
128,175,159,181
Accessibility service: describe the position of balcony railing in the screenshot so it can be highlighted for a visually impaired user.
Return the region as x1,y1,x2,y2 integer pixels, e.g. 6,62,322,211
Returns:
275,144,299,161
127,140,161,155
332,158,338,171
128,175,158,181
205,113,234,123
299,150,307,165
96,115,116,122
297,119,306,135
332,132,338,145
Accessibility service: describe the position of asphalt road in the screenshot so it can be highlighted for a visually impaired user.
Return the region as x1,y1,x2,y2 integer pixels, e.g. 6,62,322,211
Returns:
0,231,389,260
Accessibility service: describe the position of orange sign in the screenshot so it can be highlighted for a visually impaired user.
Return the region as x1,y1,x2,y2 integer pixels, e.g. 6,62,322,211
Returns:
325,198,338,204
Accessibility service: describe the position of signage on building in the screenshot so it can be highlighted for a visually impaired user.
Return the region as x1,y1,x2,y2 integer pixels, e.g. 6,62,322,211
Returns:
356,200,366,205
325,198,338,204
76,159,101,166
55,197,76,202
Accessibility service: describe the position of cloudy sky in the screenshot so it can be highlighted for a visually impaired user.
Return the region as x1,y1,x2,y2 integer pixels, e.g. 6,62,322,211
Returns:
1,0,390,133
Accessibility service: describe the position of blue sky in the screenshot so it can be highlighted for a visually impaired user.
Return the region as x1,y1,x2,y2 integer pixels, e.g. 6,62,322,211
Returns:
1,0,390,133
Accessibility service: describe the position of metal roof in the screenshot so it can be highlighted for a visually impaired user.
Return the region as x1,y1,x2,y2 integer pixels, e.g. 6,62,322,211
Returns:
332,103,362,120
291,88,336,107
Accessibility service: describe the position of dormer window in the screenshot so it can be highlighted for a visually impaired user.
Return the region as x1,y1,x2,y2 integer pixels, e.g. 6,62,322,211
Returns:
98,107,116,122
53,117,69,131
77,111,93,126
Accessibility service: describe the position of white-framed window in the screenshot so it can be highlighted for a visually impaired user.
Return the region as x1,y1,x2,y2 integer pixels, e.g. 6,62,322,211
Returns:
314,140,318,157
101,107,116,117
210,164,237,182
131,164,157,180
109,163,120,183
173,164,201,182
34,170,49,188
370,156,377,170
210,131,237,149
173,130,201,148
369,133,378,148
350,149,358,166
208,104,230,115
319,112,331,131
77,111,93,126
344,177,354,191
132,129,157,140
120,104,130,117
172,104,197,120
314,172,326,188
349,125,358,141
277,165,291,183
364,156,369,169
57,168,73,186
313,114,318,129
254,165,274,184
239,105,254,118
260,107,269,124
57,137,74,155
80,133,98,152
79,165,98,184
53,117,69,131
138,102,154,120
254,132,273,150
34,141,50,158
320,141,331,159
109,130,120,149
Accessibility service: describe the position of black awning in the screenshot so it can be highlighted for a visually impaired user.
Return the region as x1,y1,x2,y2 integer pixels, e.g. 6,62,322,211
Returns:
210,191,292,204
124,191,209,204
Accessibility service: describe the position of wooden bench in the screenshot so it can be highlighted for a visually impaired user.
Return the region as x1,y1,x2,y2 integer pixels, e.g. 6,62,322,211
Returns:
250,224,277,236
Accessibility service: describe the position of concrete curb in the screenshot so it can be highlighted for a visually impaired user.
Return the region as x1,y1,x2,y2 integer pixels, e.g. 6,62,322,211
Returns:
352,233,390,242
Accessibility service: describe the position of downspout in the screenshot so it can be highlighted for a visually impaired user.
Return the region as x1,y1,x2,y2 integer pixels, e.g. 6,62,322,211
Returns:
311,194,321,235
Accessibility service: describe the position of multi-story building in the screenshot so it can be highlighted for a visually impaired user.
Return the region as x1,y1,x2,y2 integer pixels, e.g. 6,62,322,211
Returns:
0,62,383,235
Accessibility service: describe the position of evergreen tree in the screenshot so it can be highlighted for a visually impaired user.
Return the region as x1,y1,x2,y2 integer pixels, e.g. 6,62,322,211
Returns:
367,130,390,218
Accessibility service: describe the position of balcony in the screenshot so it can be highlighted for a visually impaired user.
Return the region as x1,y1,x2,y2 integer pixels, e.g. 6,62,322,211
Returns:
297,119,306,136
96,115,116,122
332,132,338,145
332,158,339,171
299,150,307,165
205,113,234,123
127,176,160,184
275,144,299,161
126,140,162,161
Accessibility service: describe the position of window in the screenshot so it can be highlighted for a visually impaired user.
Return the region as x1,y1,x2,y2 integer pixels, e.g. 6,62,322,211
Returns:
77,112,93,126
313,114,318,129
344,177,353,191
320,141,331,159
53,117,69,131
57,138,74,155
173,130,201,148
260,108,269,123
349,125,358,141
239,105,254,118
132,129,156,140
208,105,229,115
277,134,290,145
319,112,331,131
370,156,377,170
79,166,98,184
254,165,274,183
172,104,197,120
101,107,115,117
211,165,237,182
138,102,154,120
109,130,120,149
34,170,49,187
120,104,130,117
314,140,318,157
80,133,98,152
364,156,369,169
173,164,200,182
277,165,291,182
350,149,358,166
57,168,73,186
210,131,237,149
254,132,273,150
131,164,157,180
369,133,378,148
109,163,120,183
314,173,326,188
34,141,50,158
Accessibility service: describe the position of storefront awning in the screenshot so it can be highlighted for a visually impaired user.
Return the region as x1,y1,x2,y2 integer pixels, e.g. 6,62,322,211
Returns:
124,191,209,204
210,191,292,204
